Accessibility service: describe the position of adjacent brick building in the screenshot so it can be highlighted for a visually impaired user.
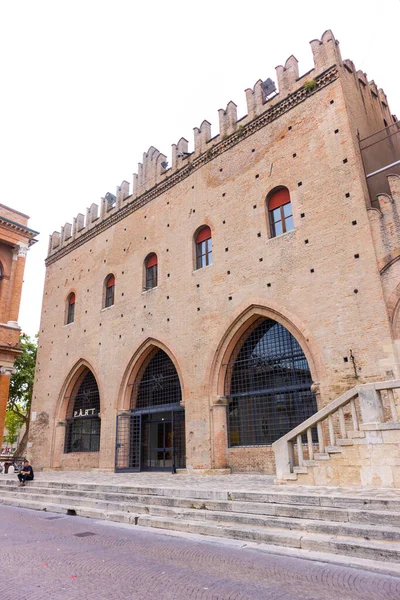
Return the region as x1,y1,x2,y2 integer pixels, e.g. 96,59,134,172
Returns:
28,31,400,474
0,205,38,448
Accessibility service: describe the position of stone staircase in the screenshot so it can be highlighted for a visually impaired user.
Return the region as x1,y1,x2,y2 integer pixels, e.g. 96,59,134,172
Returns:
273,380,400,487
1,476,400,572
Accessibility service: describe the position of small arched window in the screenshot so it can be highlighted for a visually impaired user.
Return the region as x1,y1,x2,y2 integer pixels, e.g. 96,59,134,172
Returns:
145,254,158,290
196,226,212,269
104,274,115,308
66,292,75,324
268,187,294,237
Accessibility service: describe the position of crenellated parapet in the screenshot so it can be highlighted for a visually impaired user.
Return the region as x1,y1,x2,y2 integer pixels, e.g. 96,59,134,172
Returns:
48,29,389,261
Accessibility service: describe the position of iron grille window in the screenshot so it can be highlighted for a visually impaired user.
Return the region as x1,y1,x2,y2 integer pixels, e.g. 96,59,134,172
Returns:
224,318,317,447
196,238,212,269
65,370,101,453
146,265,157,290
130,349,182,409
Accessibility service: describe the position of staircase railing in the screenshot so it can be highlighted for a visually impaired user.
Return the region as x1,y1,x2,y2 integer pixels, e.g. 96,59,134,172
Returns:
272,380,400,480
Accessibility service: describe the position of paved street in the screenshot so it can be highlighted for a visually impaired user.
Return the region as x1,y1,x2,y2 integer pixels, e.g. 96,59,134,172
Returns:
1,505,400,600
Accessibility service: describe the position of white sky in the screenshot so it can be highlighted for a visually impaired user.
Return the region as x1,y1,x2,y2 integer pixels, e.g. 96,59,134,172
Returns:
1,0,399,337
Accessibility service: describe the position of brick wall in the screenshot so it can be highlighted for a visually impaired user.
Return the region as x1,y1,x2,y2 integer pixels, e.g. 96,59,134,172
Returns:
29,31,400,474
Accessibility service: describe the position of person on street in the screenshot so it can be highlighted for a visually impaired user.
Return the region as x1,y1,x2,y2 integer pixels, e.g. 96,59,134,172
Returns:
17,460,34,486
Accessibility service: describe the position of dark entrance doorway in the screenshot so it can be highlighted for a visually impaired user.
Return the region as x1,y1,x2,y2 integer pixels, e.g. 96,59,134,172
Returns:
115,349,186,472
142,413,172,470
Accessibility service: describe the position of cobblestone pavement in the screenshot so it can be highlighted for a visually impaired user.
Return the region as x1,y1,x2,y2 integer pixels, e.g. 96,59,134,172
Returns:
3,470,400,499
1,505,400,600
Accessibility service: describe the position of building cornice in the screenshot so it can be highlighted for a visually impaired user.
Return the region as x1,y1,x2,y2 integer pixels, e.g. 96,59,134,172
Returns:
46,65,339,267
0,216,39,245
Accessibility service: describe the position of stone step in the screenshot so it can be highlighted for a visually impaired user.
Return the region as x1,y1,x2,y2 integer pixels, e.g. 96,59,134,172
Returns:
293,467,308,474
313,453,330,460
325,446,343,453
3,494,400,563
2,478,400,512
347,430,366,439
336,439,354,446
2,487,400,541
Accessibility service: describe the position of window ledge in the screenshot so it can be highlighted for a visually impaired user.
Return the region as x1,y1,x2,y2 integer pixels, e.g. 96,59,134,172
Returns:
142,286,158,294
63,322,74,328
101,305,114,312
267,229,295,242
192,263,213,274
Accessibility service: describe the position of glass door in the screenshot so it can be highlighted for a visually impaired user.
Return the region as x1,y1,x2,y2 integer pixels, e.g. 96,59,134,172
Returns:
141,412,173,470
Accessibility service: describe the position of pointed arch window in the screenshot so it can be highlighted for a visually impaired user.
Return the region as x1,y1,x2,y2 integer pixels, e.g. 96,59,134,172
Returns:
66,292,75,324
65,370,101,453
104,274,115,308
145,254,158,290
268,187,294,237
195,226,212,269
224,318,317,447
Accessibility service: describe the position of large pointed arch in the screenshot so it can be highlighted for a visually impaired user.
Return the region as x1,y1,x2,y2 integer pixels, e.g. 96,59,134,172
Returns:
56,359,102,421
116,339,186,472
118,338,186,412
53,359,102,455
210,303,322,400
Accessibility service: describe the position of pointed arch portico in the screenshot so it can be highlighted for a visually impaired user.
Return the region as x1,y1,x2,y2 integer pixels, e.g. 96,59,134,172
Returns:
119,338,186,412
116,339,186,472
209,303,322,469
51,359,103,469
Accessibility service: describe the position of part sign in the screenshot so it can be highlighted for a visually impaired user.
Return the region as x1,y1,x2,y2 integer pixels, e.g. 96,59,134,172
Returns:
73,408,97,417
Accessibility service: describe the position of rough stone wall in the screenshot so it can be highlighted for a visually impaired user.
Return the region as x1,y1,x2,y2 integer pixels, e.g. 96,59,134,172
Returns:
29,32,399,474
286,425,400,488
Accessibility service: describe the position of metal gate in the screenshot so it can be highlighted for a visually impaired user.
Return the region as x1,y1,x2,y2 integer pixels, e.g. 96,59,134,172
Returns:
115,413,141,472
115,406,185,472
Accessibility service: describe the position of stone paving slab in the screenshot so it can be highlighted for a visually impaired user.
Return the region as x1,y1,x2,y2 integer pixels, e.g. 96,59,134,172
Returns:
2,503,400,599
3,471,400,499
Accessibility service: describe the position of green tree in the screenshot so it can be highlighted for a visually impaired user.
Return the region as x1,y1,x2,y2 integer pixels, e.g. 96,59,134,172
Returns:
3,410,23,446
6,333,37,455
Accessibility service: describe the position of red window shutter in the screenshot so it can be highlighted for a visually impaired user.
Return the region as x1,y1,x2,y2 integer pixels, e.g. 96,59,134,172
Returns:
196,226,211,243
268,188,290,211
107,275,115,288
147,254,157,268
69,293,75,305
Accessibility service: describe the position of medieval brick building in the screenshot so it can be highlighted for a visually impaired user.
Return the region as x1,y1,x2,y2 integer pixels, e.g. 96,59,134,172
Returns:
0,205,38,447
29,30,400,475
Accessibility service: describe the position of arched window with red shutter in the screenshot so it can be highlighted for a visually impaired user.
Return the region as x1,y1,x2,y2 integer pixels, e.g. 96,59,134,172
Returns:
267,187,294,237
104,274,115,308
195,226,212,269
66,292,75,324
145,254,158,290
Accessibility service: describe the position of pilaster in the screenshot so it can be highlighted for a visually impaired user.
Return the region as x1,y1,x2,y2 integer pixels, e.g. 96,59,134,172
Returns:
211,395,229,469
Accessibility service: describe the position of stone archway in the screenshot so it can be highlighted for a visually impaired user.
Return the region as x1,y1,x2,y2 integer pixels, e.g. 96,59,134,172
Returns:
209,304,321,472
51,360,102,469
116,343,185,472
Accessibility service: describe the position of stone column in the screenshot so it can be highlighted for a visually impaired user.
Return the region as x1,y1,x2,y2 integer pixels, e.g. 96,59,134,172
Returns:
0,367,14,450
8,244,28,323
211,395,229,469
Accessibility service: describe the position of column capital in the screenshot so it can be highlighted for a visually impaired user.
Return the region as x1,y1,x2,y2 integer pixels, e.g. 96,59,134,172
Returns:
311,381,320,395
211,395,230,407
12,243,29,260
0,366,15,376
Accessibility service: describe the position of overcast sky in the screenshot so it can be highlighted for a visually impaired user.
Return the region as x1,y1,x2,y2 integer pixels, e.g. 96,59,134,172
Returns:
1,0,399,338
